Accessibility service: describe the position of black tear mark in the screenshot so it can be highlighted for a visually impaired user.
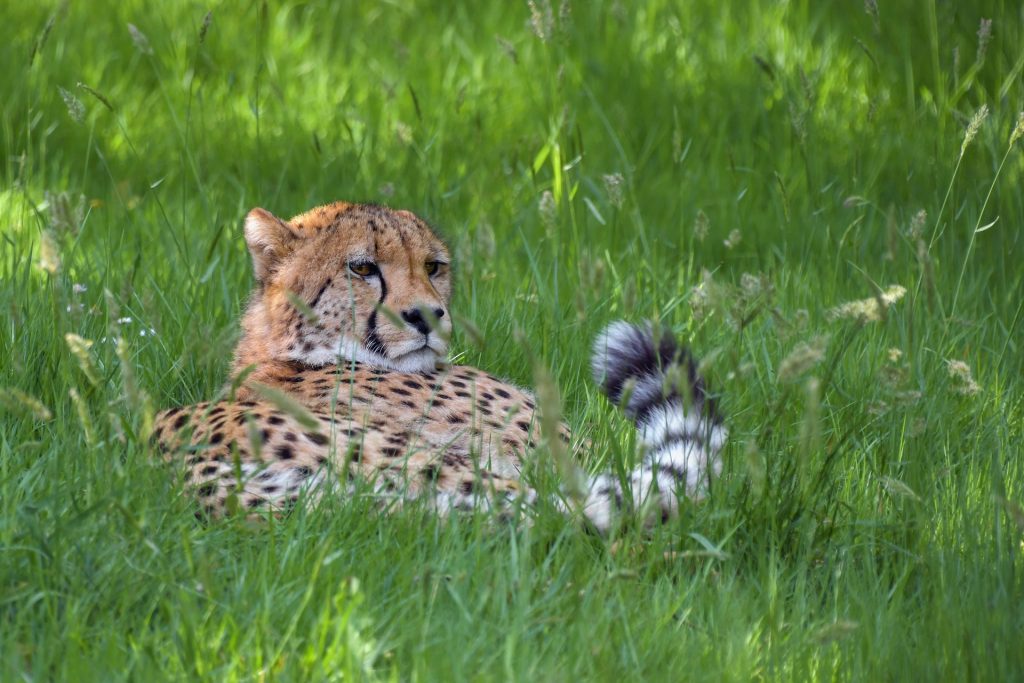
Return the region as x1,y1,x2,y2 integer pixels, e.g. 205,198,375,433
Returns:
364,268,389,356
310,278,331,309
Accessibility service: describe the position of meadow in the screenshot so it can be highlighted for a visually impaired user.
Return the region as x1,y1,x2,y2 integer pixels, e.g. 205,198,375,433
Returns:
2,1,1023,679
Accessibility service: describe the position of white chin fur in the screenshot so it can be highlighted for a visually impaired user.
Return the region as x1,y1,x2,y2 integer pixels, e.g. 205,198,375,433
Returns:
289,335,443,373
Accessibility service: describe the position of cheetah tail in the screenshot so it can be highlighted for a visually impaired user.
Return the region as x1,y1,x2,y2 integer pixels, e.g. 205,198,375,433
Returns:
581,321,727,531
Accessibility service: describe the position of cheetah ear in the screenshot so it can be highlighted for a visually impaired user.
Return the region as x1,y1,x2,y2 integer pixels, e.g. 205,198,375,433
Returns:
244,208,301,283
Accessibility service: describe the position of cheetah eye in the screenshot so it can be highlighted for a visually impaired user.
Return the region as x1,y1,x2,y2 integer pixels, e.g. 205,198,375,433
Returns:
425,261,445,277
348,261,378,278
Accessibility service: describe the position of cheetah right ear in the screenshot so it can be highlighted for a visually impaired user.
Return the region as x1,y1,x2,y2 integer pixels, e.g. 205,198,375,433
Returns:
244,208,301,283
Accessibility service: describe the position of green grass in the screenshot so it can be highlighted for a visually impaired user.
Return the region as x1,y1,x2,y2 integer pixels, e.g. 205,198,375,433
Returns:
3,0,1023,679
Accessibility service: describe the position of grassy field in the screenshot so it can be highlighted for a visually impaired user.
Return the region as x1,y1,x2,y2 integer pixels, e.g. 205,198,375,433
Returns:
3,0,1023,679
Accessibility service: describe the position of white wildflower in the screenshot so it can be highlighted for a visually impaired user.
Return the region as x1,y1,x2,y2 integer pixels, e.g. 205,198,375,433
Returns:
723,229,742,249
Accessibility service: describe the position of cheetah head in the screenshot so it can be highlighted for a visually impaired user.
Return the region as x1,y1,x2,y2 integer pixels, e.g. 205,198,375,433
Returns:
238,201,453,373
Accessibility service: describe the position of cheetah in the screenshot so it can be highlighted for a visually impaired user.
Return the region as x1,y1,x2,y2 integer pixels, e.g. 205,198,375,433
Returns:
153,201,726,531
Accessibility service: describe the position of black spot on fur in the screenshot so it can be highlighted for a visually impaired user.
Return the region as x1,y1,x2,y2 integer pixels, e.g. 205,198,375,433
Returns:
422,464,441,482
276,445,294,460
347,442,363,462
305,432,328,446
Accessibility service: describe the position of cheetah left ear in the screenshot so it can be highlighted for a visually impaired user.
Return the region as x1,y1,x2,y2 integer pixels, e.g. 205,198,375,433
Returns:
244,207,302,283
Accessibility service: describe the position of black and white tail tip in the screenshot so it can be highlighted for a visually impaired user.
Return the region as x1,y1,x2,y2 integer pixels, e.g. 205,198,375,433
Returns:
587,321,726,525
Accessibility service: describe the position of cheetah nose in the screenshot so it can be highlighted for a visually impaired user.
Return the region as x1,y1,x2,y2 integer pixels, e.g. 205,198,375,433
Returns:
401,307,444,335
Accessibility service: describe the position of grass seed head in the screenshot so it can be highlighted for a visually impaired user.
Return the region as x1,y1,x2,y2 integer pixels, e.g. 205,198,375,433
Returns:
976,18,993,63
777,335,829,383
47,191,86,234
538,190,557,232
908,209,927,239
602,173,624,208
198,11,212,44
127,23,154,55
0,387,53,421
528,0,554,42
827,285,906,323
38,230,61,274
58,86,85,123
945,359,981,396
960,104,989,157
1010,111,1024,147
69,387,96,446
65,333,99,387
863,0,880,32
693,210,709,242
723,228,742,249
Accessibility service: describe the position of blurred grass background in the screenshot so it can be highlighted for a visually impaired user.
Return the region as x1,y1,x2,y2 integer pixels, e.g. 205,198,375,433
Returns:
2,1,1023,680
